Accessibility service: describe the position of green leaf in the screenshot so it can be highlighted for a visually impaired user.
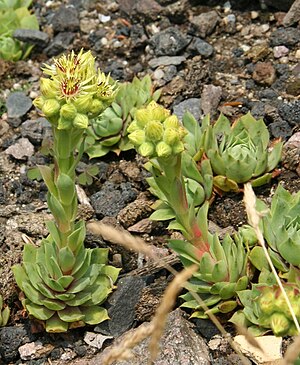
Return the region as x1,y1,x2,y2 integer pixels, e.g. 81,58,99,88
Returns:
46,314,69,333
56,173,76,206
58,247,76,273
24,300,55,320
82,306,109,325
58,306,85,322
38,165,57,197
100,265,120,284
42,298,66,311
150,207,175,221
67,221,86,254
27,167,42,181
65,291,92,306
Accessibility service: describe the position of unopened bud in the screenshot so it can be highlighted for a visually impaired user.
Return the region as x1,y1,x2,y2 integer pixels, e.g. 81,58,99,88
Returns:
172,141,185,155
163,128,179,146
270,312,290,336
40,78,57,98
90,99,104,116
73,113,89,129
127,121,139,133
42,99,60,117
33,96,45,110
145,121,163,142
135,108,150,128
128,130,145,146
156,141,172,158
139,142,154,157
60,103,77,120
73,94,93,113
58,117,72,130
164,115,179,129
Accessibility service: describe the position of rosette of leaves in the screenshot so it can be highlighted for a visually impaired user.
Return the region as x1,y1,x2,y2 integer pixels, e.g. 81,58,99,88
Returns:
232,283,300,336
201,113,283,192
85,75,161,158
0,0,39,61
169,202,249,319
13,223,119,332
0,294,10,327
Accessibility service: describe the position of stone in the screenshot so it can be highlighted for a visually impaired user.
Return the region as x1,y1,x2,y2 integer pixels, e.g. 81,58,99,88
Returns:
149,27,191,56
283,0,300,26
21,118,51,145
233,335,282,364
252,62,276,86
98,309,210,365
51,5,80,33
117,0,163,21
6,91,32,127
83,332,113,349
148,56,186,68
273,45,289,58
268,120,293,140
90,181,138,218
0,325,34,363
5,138,34,159
278,100,300,126
19,341,54,361
13,29,50,48
44,32,76,57
188,38,214,58
0,120,9,136
190,10,219,38
173,98,202,121
95,276,146,337
270,27,300,47
200,84,222,116
282,132,300,175
263,0,294,11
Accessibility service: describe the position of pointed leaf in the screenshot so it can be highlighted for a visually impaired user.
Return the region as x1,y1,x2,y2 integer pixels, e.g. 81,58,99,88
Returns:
82,306,109,325
24,299,55,320
46,314,69,333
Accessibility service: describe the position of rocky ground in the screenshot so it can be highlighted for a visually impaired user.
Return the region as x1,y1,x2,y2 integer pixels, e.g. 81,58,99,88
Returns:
1,0,300,364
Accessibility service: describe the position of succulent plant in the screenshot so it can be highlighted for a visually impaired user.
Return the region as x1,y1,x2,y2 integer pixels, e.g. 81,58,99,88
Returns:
14,50,119,332
169,202,249,319
233,283,300,336
85,75,161,158
0,294,10,327
201,113,283,192
0,0,39,61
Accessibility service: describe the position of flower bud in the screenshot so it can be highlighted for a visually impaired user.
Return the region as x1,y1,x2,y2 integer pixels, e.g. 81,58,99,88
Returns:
128,130,145,146
33,96,45,110
135,108,149,128
164,115,179,129
40,78,57,98
127,121,139,133
156,141,172,158
258,290,275,315
90,99,104,116
163,128,179,146
42,99,60,117
145,121,163,142
172,141,185,155
73,94,93,113
148,102,170,122
139,142,154,157
178,126,188,139
73,113,89,129
60,103,77,120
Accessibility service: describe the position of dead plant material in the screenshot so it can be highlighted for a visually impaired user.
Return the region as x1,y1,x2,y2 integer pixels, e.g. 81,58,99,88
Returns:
148,265,198,364
243,183,300,334
101,322,154,365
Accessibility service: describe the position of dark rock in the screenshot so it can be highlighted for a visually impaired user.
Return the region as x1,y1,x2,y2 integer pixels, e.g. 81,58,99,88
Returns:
263,0,294,11
0,325,34,363
104,61,125,81
149,27,191,56
90,181,138,218
173,98,201,120
250,101,266,119
190,10,219,38
117,0,163,21
0,180,6,204
187,37,214,58
269,27,300,47
163,65,178,82
258,88,278,100
192,318,220,340
286,78,300,96
201,84,222,116
278,101,300,126
283,0,300,26
268,120,293,140
51,5,80,33
21,118,51,145
6,92,32,127
129,24,148,48
95,276,146,336
44,32,76,57
13,29,49,48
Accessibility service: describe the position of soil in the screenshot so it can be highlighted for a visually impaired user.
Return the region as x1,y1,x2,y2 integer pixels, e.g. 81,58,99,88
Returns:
1,0,300,364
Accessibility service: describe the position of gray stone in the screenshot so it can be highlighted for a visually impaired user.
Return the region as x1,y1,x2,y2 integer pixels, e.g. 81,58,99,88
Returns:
173,98,202,121
201,84,222,116
262,0,294,11
95,276,146,337
149,56,186,68
51,5,80,33
5,138,34,159
149,27,191,56
44,32,76,57
90,181,138,218
21,118,51,145
13,29,49,48
283,0,300,26
98,309,210,365
190,10,219,38
269,27,300,47
268,120,292,140
117,0,163,21
6,92,32,127
188,38,214,58
278,100,300,126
